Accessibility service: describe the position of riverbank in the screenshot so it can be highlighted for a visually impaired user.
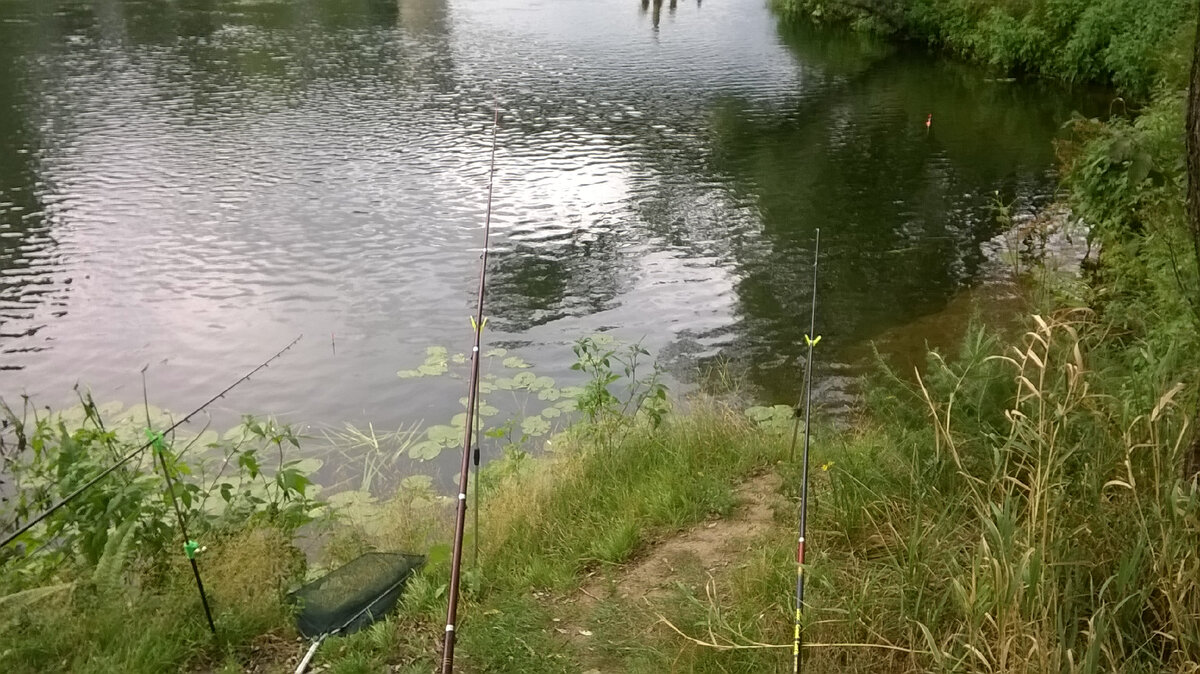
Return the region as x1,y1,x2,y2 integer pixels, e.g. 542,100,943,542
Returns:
4,298,1199,672
772,0,1194,96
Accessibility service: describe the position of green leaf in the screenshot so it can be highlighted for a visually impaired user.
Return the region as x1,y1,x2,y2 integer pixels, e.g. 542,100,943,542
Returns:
1107,135,1133,162
502,356,531,369
409,440,443,460
1128,150,1154,184
541,407,562,419
520,416,550,437
400,474,434,493
280,470,310,496
238,452,260,478
291,458,324,474
0,583,75,610
513,372,537,389
427,425,462,448
484,348,508,358
397,369,423,379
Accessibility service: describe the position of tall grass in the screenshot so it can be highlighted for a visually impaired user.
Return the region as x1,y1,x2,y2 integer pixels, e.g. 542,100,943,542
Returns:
623,311,1198,673
476,400,782,593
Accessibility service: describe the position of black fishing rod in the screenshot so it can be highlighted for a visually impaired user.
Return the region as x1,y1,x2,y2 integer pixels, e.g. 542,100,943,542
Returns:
0,335,303,552
441,105,500,674
143,371,217,634
787,229,820,674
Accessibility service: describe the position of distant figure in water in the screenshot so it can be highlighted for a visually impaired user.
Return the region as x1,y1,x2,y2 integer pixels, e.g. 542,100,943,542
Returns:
926,113,933,133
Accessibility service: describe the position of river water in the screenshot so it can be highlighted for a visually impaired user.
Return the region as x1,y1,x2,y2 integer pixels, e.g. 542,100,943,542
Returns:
0,0,1100,455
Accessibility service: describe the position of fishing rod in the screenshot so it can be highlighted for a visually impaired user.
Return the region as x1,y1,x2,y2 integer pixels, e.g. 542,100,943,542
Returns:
143,370,217,634
0,335,303,552
472,401,482,572
441,105,500,674
787,229,820,674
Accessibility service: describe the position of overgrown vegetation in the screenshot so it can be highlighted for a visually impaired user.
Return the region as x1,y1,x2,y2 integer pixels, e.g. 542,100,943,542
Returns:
0,401,321,672
774,0,1195,96
4,308,1200,673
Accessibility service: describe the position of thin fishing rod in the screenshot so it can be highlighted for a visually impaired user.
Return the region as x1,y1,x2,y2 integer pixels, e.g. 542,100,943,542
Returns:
472,406,481,572
143,371,216,634
441,105,500,674
787,229,820,674
0,335,303,551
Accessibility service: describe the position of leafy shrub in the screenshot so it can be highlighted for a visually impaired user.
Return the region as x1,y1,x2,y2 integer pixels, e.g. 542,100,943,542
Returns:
0,399,320,584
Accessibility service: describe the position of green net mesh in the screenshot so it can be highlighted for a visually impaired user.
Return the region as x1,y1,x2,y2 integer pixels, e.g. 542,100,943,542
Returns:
288,552,425,638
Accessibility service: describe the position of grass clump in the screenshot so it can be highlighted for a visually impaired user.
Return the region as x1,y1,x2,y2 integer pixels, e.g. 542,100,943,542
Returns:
479,400,779,592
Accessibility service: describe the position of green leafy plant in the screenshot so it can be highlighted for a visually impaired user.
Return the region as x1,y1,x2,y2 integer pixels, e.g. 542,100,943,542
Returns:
571,335,671,435
0,401,322,582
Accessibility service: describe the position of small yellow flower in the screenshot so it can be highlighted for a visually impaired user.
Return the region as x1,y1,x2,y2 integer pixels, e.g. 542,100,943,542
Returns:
820,461,835,472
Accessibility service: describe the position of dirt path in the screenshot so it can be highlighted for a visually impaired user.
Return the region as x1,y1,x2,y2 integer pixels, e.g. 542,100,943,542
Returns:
585,472,783,602
554,472,786,671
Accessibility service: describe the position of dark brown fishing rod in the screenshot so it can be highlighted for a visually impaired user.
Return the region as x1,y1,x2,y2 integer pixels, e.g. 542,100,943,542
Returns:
441,105,499,674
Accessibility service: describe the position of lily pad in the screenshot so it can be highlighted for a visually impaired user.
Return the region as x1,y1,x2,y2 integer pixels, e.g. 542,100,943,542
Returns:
521,416,550,437
291,457,324,475
400,474,434,493
427,424,462,447
410,440,443,460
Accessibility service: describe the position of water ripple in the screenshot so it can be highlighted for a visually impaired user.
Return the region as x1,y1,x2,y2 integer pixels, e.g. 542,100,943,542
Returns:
0,0,1100,429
